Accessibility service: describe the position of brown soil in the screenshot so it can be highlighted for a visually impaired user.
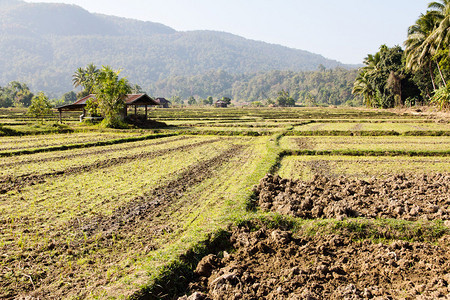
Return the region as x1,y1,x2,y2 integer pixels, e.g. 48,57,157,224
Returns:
388,106,450,122
180,222,450,300
253,173,450,221
293,138,315,150
0,138,219,194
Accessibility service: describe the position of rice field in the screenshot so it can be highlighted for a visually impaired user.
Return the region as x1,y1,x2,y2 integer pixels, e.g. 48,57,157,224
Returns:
0,106,449,299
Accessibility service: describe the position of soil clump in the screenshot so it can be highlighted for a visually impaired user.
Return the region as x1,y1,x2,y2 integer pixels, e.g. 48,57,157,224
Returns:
253,173,450,221
180,222,450,299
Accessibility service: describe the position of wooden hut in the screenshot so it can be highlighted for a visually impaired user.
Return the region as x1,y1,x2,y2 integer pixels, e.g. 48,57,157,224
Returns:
155,97,171,108
215,100,228,108
56,93,159,122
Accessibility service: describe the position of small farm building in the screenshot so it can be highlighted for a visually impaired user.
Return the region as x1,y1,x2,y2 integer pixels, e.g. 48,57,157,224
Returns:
56,93,159,122
155,97,171,108
215,100,228,108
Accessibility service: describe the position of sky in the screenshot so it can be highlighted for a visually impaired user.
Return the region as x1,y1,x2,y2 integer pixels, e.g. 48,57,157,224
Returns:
25,0,430,64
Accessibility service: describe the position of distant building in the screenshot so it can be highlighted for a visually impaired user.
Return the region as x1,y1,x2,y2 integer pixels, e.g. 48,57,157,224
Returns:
155,97,171,108
215,100,228,108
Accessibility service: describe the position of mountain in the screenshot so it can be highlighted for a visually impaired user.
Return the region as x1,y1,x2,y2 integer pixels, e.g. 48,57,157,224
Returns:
0,0,354,96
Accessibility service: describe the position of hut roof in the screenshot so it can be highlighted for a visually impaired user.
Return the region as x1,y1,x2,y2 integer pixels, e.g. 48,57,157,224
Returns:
155,97,171,105
57,93,159,111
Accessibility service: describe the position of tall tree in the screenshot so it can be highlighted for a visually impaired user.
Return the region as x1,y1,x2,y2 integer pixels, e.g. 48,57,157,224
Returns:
5,81,34,107
405,11,439,90
93,66,131,128
352,71,375,107
353,45,418,108
72,63,99,98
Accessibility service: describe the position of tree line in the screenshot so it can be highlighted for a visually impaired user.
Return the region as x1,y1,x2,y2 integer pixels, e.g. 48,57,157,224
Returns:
353,0,450,110
150,68,359,106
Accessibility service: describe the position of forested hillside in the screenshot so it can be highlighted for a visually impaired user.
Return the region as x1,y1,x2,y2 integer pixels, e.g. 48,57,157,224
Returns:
0,0,354,97
150,69,359,105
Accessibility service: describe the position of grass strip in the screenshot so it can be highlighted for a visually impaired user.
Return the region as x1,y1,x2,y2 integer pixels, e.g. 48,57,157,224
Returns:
0,133,178,157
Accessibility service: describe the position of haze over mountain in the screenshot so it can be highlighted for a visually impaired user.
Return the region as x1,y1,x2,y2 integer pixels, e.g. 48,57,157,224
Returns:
0,0,355,96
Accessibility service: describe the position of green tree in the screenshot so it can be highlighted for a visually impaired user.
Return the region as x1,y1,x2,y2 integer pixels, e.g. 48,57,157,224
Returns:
61,91,77,104
72,63,100,98
27,92,53,118
0,86,13,107
352,71,375,107
131,84,144,94
221,96,231,105
3,81,34,107
354,45,419,108
405,11,440,91
266,98,275,106
207,96,214,105
171,95,183,104
187,96,197,105
251,101,264,107
276,89,295,107
93,66,131,128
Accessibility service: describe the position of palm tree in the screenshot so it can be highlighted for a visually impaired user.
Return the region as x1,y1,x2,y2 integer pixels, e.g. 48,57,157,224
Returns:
352,71,375,107
417,0,450,86
72,67,86,89
84,63,99,93
405,11,440,90
72,64,99,94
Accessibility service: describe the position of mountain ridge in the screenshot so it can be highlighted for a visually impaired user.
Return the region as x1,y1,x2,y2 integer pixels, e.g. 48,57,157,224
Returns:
0,0,356,96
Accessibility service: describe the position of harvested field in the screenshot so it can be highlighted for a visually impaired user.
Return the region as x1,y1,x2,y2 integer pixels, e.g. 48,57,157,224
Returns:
293,122,450,132
278,155,450,181
0,137,218,193
0,131,145,152
280,136,450,152
1,107,449,299
0,135,270,298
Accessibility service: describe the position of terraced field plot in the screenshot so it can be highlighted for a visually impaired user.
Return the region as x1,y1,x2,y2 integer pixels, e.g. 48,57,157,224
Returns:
0,134,275,298
277,155,450,180
293,121,450,132
0,131,148,153
280,136,450,152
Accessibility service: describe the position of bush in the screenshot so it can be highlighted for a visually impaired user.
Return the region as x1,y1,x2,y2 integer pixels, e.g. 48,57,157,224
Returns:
430,86,450,110
27,92,53,119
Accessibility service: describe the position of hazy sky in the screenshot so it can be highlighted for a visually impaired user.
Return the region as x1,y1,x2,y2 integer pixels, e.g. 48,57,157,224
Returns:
25,0,430,64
